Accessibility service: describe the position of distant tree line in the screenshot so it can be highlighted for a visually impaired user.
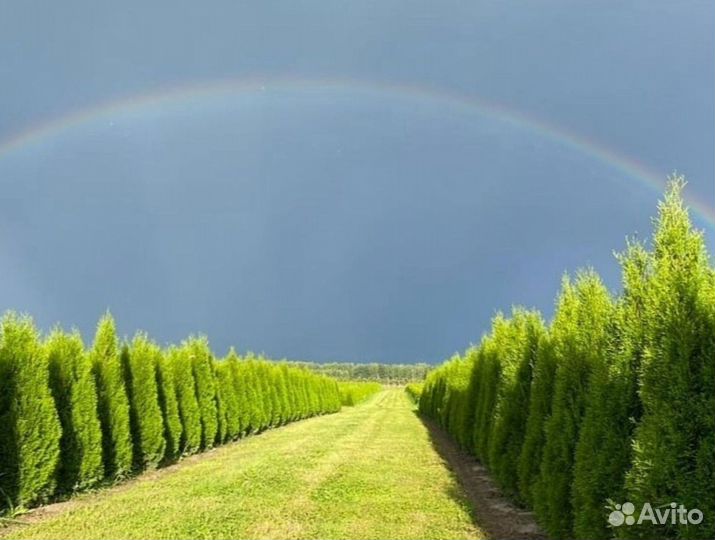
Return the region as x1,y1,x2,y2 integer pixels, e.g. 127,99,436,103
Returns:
292,361,431,383
419,179,714,539
0,315,342,512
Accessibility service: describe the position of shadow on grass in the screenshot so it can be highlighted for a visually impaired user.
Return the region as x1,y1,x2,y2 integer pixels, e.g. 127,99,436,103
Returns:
414,410,547,540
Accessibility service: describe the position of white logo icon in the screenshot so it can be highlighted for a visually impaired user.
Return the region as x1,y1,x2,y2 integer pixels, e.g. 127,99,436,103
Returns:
607,501,703,527
608,502,636,526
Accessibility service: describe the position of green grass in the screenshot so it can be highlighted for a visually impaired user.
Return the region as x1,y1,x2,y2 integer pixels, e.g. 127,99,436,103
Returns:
2,389,482,540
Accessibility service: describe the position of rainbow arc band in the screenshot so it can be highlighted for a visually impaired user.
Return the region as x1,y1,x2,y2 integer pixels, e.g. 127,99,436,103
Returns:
0,76,712,228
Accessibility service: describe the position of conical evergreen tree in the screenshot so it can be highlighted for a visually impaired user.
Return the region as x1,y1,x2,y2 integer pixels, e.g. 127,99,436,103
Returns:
488,309,546,500
624,178,715,539
229,354,251,435
154,347,182,463
280,364,297,423
572,242,649,539
517,333,556,507
215,358,241,441
121,334,165,470
90,313,133,479
0,314,62,508
533,271,612,539
213,359,228,445
187,337,218,449
45,329,104,493
472,323,503,465
243,360,262,432
169,346,201,455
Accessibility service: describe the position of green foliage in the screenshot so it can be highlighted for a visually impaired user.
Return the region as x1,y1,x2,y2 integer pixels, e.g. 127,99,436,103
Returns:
254,360,274,429
444,353,477,451
534,271,612,539
623,178,715,540
265,364,282,427
187,337,218,449
90,313,133,479
280,364,298,423
215,355,241,442
0,314,61,508
488,309,546,500
517,333,556,507
338,381,382,406
5,177,711,540
5,389,486,540
239,359,263,432
168,346,201,455
419,178,714,540
122,334,166,470
571,243,648,539
0,312,343,517
418,352,476,453
154,348,182,463
290,361,431,383
244,357,267,431
472,333,500,464
234,359,257,434
272,365,290,425
405,382,423,402
45,329,104,493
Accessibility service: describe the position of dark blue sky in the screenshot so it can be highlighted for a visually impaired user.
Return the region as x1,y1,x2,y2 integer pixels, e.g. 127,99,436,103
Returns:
1,1,713,363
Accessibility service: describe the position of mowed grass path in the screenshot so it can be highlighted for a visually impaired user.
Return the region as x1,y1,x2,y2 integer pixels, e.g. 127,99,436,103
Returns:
3,389,483,540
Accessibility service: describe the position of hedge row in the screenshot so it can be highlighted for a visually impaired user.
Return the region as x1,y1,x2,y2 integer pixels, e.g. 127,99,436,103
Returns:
0,318,341,511
405,383,423,402
338,381,382,406
419,178,714,540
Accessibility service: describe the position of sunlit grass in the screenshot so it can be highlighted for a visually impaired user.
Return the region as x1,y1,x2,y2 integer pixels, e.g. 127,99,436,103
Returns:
3,389,482,540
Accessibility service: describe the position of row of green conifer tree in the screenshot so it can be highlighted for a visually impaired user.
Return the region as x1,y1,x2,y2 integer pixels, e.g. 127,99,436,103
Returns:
337,381,382,406
0,315,341,511
419,178,714,540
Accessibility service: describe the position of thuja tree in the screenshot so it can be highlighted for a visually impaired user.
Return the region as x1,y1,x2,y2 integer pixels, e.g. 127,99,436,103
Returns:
280,363,298,424
571,243,650,540
455,349,479,453
443,353,476,450
229,354,252,435
0,314,61,507
215,358,240,442
213,360,228,444
121,334,166,470
238,359,262,433
169,346,201,455
415,179,714,540
533,271,613,539
247,356,270,430
254,360,274,428
623,179,715,540
471,323,504,465
419,363,447,419
187,337,218,449
294,370,309,420
306,370,320,416
271,365,290,426
263,363,279,426
154,347,183,463
90,313,133,479
516,333,556,507
488,309,546,500
45,329,104,493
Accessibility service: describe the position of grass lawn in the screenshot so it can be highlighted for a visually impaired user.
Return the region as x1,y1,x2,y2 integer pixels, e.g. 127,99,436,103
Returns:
2,389,483,540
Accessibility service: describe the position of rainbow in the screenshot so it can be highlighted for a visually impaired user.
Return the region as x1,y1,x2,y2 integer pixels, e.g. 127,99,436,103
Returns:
0,76,712,227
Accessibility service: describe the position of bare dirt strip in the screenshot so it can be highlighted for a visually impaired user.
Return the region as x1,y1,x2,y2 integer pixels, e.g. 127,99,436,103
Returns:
420,417,547,540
